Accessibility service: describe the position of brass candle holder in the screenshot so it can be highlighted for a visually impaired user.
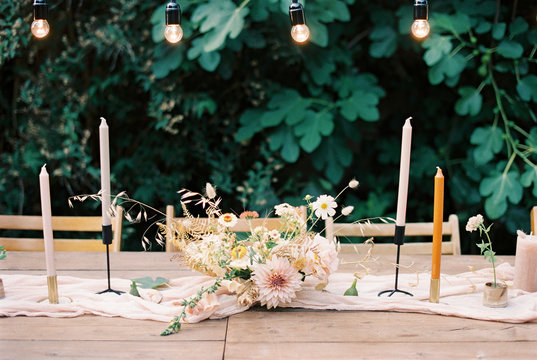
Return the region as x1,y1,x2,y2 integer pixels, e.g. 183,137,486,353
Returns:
47,275,59,304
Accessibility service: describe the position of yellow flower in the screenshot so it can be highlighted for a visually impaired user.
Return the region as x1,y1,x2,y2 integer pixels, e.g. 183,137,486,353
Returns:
231,245,247,259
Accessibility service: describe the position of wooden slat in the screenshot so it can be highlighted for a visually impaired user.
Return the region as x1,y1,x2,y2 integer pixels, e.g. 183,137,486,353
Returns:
0,340,225,360
164,205,307,252
339,241,455,255
326,214,461,255
0,207,124,251
530,206,537,235
0,238,107,252
226,311,537,343
224,341,537,360
0,316,227,341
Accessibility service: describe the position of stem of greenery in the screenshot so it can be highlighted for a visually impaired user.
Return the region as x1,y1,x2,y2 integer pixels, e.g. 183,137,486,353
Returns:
160,278,222,336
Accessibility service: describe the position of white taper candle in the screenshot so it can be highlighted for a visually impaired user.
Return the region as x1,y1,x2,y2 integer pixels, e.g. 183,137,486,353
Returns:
99,117,111,227
395,117,413,226
39,164,56,277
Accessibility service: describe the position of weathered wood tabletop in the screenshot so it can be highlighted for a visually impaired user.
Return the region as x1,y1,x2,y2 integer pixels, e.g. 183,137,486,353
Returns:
1,252,535,359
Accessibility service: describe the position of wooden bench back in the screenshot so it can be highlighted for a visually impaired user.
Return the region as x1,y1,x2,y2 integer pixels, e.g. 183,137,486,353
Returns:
530,206,537,235
0,207,123,252
325,214,461,255
165,205,306,252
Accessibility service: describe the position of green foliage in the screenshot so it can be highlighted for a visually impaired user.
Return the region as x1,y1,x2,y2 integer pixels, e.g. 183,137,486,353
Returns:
0,245,6,260
161,278,222,336
1,0,536,254
133,276,169,289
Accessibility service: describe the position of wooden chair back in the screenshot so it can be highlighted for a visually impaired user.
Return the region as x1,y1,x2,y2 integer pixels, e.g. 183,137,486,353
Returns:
165,205,306,252
530,206,537,235
0,207,123,252
325,214,461,255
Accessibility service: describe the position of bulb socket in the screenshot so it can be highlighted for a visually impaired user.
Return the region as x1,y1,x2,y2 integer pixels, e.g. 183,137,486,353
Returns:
33,0,48,20
413,0,428,21
289,2,306,26
166,1,181,26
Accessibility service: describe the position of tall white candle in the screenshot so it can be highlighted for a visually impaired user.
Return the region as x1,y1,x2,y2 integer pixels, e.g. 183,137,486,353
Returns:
396,117,413,226
39,164,56,277
99,117,111,227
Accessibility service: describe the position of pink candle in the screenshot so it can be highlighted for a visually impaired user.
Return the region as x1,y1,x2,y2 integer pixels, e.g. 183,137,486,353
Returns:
39,165,56,277
514,231,537,292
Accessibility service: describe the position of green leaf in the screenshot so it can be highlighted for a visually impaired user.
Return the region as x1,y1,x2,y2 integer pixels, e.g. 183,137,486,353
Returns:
528,29,537,45
268,126,300,163
516,75,537,102
422,35,453,66
344,278,358,296
428,53,466,85
340,90,380,122
431,13,471,34
312,135,353,183
497,40,524,59
475,20,492,34
192,0,249,52
455,87,483,116
308,19,329,48
470,126,504,165
294,111,334,153
509,17,529,37
492,22,506,40
134,277,169,289
129,280,141,297
304,55,336,86
521,166,537,197
369,25,397,58
152,46,184,79
235,109,264,141
260,90,311,128
480,170,523,219
198,51,221,72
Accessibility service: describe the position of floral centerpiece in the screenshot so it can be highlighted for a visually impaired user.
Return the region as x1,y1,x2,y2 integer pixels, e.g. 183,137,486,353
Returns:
158,180,358,335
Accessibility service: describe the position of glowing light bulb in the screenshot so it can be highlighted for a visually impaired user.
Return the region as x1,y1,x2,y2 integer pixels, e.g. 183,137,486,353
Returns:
291,24,310,43
411,20,430,39
164,24,183,44
31,19,50,39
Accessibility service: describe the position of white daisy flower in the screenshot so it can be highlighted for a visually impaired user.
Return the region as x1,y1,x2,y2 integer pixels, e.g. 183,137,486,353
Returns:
218,213,238,228
312,195,337,220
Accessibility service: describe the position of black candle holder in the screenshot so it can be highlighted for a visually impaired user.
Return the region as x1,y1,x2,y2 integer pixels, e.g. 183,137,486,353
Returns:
97,225,123,295
378,225,413,297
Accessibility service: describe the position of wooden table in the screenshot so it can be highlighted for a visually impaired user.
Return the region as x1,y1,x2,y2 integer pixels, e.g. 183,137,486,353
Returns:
1,252,536,359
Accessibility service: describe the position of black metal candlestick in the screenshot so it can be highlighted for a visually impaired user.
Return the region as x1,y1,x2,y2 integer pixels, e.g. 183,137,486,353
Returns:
378,225,413,297
97,224,123,295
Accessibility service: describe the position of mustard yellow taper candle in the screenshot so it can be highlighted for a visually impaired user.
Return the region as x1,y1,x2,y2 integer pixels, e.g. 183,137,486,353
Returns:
430,167,444,303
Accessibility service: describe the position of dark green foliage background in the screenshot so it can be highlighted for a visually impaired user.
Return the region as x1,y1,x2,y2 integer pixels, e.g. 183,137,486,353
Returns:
1,0,536,251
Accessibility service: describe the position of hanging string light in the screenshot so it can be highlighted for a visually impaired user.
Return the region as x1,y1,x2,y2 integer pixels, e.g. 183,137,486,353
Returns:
411,0,430,39
164,0,183,44
31,0,50,39
289,1,310,44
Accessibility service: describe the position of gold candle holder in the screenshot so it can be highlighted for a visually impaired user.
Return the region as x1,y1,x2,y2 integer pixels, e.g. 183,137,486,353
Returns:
429,278,440,303
47,275,59,304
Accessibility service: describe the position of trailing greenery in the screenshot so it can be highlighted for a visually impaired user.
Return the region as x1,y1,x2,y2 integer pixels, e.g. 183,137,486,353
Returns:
0,0,535,252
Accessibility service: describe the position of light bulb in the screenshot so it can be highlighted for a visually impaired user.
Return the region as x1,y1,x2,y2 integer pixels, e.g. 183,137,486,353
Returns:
291,24,310,43
31,19,50,39
411,20,430,39
164,24,183,44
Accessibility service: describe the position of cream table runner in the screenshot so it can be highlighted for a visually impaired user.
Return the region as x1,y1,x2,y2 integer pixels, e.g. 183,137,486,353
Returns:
1,263,536,324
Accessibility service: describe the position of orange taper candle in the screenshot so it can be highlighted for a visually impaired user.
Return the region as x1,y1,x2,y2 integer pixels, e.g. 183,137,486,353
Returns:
430,167,444,303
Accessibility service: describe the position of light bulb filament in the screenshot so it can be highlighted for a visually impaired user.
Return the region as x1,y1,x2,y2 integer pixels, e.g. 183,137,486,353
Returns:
411,20,430,39
164,25,183,44
31,19,50,39
291,24,310,43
